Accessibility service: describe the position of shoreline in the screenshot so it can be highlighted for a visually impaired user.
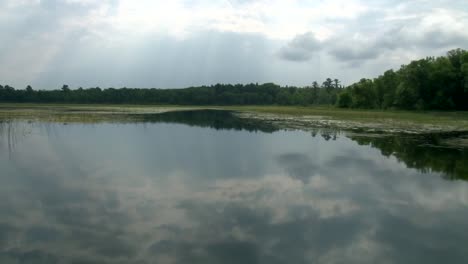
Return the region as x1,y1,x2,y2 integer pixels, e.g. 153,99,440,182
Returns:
1,103,468,134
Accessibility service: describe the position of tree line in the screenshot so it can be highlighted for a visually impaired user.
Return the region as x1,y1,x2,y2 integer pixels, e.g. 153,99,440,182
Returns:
0,49,466,110
337,49,468,110
0,80,342,106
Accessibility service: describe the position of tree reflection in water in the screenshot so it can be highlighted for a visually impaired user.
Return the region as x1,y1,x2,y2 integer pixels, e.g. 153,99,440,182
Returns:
0,110,466,180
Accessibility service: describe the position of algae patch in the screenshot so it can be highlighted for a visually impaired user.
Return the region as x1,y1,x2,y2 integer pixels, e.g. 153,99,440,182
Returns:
234,111,468,134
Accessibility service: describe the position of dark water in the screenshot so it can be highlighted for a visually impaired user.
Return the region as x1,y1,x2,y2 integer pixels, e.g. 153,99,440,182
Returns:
1,110,468,264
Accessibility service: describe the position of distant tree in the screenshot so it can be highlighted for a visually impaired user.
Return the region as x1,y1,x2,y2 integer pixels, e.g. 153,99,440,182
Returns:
62,85,70,92
333,79,340,89
311,81,320,103
322,78,334,93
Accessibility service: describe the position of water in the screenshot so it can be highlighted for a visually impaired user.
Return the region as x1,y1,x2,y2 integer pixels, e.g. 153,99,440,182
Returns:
1,110,467,264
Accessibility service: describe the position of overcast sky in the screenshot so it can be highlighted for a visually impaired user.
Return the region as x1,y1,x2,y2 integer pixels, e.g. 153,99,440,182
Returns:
1,0,467,89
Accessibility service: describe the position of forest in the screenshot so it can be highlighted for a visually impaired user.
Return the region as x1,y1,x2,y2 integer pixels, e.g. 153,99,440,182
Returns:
0,80,341,106
0,49,467,110
338,49,468,110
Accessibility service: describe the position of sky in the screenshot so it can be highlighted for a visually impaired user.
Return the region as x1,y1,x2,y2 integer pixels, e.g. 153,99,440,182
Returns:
0,0,467,89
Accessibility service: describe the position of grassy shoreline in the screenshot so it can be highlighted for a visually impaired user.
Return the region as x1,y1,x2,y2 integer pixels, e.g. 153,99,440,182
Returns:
1,103,468,132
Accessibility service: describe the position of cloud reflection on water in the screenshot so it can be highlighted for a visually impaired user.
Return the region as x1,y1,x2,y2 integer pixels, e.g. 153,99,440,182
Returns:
0,112,468,263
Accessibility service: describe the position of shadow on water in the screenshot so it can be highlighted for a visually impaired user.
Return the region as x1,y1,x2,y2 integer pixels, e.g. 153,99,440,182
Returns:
137,109,280,133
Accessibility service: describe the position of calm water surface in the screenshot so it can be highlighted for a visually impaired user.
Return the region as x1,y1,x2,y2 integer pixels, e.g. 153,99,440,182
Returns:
1,110,467,264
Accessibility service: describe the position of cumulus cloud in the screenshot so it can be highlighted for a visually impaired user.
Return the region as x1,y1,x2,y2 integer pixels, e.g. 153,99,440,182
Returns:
280,3,468,66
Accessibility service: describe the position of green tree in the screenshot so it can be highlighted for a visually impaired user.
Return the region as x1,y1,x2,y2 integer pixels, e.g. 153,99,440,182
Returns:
62,84,70,92
333,79,340,89
337,90,352,108
349,78,377,108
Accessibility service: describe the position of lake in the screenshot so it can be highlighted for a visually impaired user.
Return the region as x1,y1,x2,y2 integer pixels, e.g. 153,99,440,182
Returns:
1,110,467,264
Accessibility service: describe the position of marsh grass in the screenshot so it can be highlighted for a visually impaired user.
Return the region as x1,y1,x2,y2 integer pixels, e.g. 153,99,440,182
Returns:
225,105,468,124
1,103,467,131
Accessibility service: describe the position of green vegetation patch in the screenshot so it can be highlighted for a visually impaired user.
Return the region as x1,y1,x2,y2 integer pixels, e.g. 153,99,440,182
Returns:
1,104,467,133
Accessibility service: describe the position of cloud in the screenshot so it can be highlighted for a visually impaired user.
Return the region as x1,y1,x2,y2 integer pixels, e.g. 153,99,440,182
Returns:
0,0,468,88
280,5,468,66
328,41,381,64
278,32,322,62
